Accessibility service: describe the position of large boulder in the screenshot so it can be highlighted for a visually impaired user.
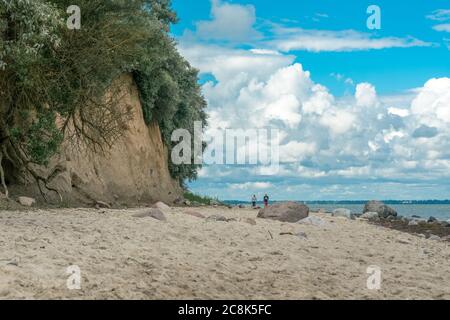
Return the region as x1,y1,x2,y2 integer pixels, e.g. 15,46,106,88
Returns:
258,202,309,223
363,201,397,219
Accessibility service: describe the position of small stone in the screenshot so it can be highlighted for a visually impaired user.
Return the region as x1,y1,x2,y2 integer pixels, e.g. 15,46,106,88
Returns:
206,214,228,222
332,208,355,220
153,201,171,211
360,212,379,220
242,218,257,226
296,232,308,240
298,216,330,228
184,211,205,219
428,235,441,241
428,216,438,223
133,209,166,221
17,197,36,207
95,201,110,209
408,220,419,226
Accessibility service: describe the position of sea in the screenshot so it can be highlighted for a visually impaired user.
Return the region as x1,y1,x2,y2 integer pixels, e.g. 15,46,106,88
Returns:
223,201,450,221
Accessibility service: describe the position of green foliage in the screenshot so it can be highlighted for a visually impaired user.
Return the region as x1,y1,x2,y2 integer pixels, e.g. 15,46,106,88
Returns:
183,192,221,206
0,0,206,186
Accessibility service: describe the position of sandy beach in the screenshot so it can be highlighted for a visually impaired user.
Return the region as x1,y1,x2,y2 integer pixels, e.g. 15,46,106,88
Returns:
0,206,449,300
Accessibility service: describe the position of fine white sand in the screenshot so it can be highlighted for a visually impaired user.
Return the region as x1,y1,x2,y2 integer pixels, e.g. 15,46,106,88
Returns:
0,206,449,300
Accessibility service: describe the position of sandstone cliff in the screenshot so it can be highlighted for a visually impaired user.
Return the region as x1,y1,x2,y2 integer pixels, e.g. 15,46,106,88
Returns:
6,74,182,206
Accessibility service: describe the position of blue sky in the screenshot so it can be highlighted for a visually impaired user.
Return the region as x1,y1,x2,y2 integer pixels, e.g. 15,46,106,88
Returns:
170,0,450,201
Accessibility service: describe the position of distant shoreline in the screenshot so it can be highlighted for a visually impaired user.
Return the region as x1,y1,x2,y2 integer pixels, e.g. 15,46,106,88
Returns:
224,200,450,205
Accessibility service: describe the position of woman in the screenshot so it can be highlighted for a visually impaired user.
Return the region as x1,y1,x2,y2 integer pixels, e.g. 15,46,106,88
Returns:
251,195,257,208
263,194,269,208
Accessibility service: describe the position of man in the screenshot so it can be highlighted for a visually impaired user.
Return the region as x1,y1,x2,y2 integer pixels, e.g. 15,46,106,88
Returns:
263,194,269,208
251,195,257,208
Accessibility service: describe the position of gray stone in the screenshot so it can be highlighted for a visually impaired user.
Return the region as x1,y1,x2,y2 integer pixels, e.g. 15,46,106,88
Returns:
257,202,309,223
242,218,257,226
332,208,355,220
363,201,397,219
428,235,441,241
17,197,36,207
184,210,206,219
298,216,329,228
360,212,379,220
428,216,438,223
95,200,110,209
206,214,228,222
440,221,450,227
153,201,171,211
133,209,166,221
296,232,308,240
408,220,419,226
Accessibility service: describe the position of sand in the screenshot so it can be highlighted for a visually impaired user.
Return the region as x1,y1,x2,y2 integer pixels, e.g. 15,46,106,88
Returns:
0,206,449,300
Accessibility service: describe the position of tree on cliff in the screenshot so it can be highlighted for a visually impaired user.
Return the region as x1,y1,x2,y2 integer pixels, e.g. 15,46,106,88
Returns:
0,0,207,200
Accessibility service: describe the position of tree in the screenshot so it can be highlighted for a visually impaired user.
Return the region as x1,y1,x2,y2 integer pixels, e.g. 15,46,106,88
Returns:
0,0,207,200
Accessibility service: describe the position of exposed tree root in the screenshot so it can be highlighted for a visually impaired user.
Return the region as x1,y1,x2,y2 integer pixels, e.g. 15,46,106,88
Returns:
0,150,9,198
1,140,63,203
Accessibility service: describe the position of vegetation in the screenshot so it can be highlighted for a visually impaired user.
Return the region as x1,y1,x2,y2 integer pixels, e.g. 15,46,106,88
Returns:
183,192,222,206
0,0,207,200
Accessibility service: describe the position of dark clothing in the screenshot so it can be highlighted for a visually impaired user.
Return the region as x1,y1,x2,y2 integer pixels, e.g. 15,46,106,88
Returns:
263,196,269,207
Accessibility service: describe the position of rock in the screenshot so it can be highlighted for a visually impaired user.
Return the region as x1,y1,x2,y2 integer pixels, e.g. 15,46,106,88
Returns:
173,197,184,205
428,216,438,223
296,232,308,240
238,204,246,209
441,235,450,242
412,215,422,219
184,211,205,219
17,197,36,207
257,202,309,223
332,208,355,220
206,214,228,222
428,235,441,241
360,212,379,220
153,201,171,211
133,209,166,221
298,216,329,228
408,220,419,226
95,200,110,209
183,200,191,206
242,218,257,226
440,221,450,227
363,201,397,219
210,199,220,206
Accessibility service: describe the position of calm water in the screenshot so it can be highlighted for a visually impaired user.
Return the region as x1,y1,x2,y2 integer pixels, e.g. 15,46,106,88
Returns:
225,201,450,221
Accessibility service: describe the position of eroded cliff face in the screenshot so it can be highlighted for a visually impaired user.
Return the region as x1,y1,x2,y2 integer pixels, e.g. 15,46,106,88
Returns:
7,74,182,206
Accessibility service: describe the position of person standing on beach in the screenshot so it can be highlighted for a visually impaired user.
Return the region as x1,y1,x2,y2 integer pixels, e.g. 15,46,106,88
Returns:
251,195,257,208
263,194,269,208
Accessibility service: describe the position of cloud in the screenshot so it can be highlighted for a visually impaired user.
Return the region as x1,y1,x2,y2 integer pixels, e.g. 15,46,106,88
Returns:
179,1,450,200
183,41,450,198
433,24,450,32
269,28,432,52
186,0,261,42
355,83,379,108
229,182,274,190
426,9,450,21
